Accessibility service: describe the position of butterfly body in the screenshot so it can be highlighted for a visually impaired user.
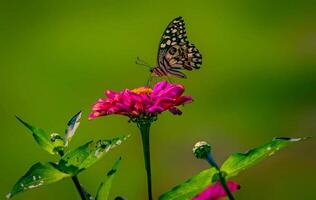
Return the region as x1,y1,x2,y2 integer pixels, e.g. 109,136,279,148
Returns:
151,16,202,78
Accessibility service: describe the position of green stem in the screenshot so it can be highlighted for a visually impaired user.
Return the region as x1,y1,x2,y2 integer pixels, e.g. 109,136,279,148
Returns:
138,121,153,200
71,176,87,200
218,172,235,200
206,154,235,200
58,150,86,200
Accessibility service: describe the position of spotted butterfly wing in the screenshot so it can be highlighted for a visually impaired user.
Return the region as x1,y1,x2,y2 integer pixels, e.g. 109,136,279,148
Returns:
152,16,202,78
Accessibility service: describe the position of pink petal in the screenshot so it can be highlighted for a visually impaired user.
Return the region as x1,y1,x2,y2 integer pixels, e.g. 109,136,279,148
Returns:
175,96,193,105
147,106,165,113
88,111,106,119
192,181,240,200
92,101,111,111
169,107,182,115
153,84,184,100
152,81,168,94
125,90,144,103
116,103,132,112
88,112,98,120
166,84,184,97
105,90,118,99
90,81,192,119
108,107,119,114
154,97,175,109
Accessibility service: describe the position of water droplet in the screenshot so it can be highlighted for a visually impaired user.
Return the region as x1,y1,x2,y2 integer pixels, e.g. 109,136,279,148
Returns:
50,133,62,142
95,149,103,158
6,193,11,199
267,146,272,151
105,146,111,152
289,138,301,142
28,181,44,189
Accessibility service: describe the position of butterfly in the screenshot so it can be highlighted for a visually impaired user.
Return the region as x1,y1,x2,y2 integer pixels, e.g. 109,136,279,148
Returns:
150,16,202,78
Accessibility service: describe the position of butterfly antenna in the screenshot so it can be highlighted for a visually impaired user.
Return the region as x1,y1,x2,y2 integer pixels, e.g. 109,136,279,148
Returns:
135,62,151,68
135,57,151,68
137,57,150,66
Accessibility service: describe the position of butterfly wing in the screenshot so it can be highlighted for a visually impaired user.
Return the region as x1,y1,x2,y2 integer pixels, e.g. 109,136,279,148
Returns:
158,16,187,54
157,16,202,77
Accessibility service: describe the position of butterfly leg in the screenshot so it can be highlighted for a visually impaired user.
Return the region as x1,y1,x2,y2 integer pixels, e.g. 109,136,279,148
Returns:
146,73,153,86
167,76,173,83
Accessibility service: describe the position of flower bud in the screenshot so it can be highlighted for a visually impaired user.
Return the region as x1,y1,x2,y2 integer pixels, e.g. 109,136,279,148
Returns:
193,141,211,159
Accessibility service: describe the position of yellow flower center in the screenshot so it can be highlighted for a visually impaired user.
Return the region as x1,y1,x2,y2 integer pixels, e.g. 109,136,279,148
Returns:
132,87,153,94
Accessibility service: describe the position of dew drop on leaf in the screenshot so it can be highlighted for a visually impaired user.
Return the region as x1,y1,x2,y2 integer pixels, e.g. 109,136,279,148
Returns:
6,193,11,199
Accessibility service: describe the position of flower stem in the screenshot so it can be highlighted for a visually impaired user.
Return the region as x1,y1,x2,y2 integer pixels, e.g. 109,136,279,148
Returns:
58,150,86,200
71,176,87,200
138,121,153,200
218,172,235,200
206,154,235,200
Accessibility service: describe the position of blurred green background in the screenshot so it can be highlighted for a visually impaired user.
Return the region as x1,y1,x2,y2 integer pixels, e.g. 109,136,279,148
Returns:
1,0,316,199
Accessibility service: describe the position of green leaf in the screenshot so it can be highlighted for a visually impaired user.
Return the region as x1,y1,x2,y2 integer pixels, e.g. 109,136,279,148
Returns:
16,116,64,154
6,162,70,199
221,137,310,178
96,157,122,200
159,168,218,200
64,111,82,147
159,137,309,200
58,135,129,175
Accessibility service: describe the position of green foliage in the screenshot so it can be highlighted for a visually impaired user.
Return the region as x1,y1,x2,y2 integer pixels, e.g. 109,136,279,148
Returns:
221,137,310,177
64,111,82,147
96,157,122,200
15,116,64,155
58,135,129,175
160,137,309,200
7,135,128,199
7,162,69,199
159,168,217,200
10,113,128,199
15,111,82,155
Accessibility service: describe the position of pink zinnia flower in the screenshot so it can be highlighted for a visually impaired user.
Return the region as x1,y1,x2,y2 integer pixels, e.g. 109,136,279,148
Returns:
89,81,193,199
89,81,192,120
192,181,240,200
